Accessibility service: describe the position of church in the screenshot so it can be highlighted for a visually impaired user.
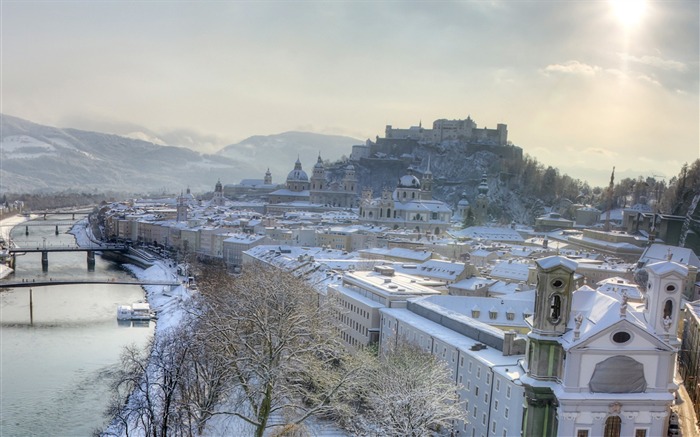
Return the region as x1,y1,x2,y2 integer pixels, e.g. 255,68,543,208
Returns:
521,256,685,437
358,162,452,235
268,155,358,208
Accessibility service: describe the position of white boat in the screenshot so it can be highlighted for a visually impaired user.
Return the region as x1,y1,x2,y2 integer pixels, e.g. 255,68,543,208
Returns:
116,302,153,320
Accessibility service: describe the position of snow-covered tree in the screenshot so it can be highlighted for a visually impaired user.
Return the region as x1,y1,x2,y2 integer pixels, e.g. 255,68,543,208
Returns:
196,262,358,437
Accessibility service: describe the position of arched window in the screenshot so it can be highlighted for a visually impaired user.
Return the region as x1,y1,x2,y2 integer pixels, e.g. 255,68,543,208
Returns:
403,191,406,198
664,300,673,319
603,416,621,437
549,294,561,323
379,209,383,218
412,192,416,199
368,211,373,218
386,208,390,217
393,210,397,218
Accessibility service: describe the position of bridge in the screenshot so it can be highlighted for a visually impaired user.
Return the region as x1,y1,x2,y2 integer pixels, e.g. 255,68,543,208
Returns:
6,244,128,271
0,279,182,289
0,218,85,236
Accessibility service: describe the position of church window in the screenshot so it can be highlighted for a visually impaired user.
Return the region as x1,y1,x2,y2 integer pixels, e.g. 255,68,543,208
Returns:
379,209,383,218
549,294,561,323
663,300,673,319
403,192,406,198
634,430,646,437
412,192,415,199
603,416,621,437
386,208,390,217
393,210,397,218
369,211,373,218
612,331,631,344
552,278,564,289
666,284,676,293
576,431,589,437
351,185,354,191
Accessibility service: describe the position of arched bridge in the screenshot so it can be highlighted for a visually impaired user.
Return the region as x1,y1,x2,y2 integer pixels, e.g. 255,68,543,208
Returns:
6,244,128,271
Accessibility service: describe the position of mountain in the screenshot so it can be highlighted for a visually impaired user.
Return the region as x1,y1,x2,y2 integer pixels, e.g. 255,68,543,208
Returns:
217,131,362,184
0,114,244,194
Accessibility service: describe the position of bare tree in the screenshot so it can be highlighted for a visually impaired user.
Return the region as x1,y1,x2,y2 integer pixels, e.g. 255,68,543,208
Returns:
196,262,358,437
330,343,467,437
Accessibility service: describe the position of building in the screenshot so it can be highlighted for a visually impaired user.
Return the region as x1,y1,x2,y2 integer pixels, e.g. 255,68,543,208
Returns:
679,300,700,425
268,158,311,204
325,266,441,350
521,256,685,437
359,166,452,235
222,234,269,269
210,180,226,206
309,154,358,207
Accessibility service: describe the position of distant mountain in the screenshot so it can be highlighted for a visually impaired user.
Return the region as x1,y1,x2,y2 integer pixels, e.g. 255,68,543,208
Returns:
0,114,244,194
217,131,362,184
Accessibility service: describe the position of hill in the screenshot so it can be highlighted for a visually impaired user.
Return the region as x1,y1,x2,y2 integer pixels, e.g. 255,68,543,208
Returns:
0,114,243,194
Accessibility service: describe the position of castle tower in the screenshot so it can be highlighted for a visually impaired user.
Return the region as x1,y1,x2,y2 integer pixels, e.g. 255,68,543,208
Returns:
644,260,687,345
475,173,489,224
421,156,433,200
523,256,578,437
264,168,272,185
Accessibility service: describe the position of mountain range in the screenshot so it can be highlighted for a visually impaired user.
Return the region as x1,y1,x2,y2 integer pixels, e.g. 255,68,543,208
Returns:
0,114,360,194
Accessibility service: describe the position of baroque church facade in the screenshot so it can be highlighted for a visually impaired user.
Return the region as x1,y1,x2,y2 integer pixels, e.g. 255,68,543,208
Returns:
268,155,358,207
521,256,686,437
358,162,452,234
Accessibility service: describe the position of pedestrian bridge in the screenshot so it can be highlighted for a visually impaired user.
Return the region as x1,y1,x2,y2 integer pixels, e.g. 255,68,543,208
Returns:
0,279,183,289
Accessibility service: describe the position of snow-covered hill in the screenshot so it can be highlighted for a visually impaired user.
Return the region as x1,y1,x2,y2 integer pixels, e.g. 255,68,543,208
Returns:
0,114,244,193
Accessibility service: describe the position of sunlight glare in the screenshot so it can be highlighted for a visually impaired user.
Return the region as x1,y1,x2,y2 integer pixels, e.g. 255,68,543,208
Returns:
609,0,647,27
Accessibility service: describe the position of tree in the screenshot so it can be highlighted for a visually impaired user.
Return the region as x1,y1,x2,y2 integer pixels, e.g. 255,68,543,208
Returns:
331,342,468,436
462,206,476,228
196,262,357,437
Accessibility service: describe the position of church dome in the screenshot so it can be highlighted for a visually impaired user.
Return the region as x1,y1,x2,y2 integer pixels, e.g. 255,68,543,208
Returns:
287,158,309,182
314,155,325,169
398,174,421,188
287,169,309,182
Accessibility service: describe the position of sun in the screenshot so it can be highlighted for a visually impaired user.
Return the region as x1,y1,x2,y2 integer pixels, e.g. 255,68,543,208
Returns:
609,0,647,28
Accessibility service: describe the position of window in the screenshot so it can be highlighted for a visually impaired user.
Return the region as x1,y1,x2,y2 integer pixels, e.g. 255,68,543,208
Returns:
494,400,499,411
486,373,491,385
505,407,509,419
612,331,631,344
460,356,464,367
503,431,507,437
482,413,486,425
634,430,646,437
489,310,498,320
477,367,481,379
604,416,621,437
577,431,589,437
469,362,473,373
473,407,477,418
475,387,479,396
496,379,500,391
459,375,463,384
484,393,488,404
549,294,561,322
467,381,471,391
491,421,496,433
506,386,511,398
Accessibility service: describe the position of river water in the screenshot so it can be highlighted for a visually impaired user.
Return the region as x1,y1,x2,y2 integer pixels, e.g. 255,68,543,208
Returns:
0,215,154,436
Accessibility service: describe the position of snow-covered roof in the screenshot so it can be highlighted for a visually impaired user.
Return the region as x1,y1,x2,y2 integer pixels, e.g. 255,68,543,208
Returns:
535,255,578,273
269,189,310,197
490,260,532,281
645,260,689,278
359,247,433,262
451,277,497,291
639,243,700,268
450,226,524,242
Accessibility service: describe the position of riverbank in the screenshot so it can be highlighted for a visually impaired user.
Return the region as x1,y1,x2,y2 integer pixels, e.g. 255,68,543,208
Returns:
70,218,193,436
0,214,29,279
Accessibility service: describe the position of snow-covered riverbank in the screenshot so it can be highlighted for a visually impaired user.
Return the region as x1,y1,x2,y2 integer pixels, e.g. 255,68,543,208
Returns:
0,214,29,279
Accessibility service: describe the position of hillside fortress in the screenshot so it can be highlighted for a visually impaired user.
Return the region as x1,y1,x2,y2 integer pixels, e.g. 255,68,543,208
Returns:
350,116,523,163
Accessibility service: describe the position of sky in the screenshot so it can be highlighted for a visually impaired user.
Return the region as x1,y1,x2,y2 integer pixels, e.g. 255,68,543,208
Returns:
1,0,698,187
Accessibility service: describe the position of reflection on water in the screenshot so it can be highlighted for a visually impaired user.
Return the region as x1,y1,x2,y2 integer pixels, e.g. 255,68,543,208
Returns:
1,217,154,436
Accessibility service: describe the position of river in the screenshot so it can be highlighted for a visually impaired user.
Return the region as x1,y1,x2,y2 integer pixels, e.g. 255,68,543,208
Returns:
0,215,154,436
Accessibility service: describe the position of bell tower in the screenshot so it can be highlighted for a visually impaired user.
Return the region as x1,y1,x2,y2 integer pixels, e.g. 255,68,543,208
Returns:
644,260,687,345
523,256,577,437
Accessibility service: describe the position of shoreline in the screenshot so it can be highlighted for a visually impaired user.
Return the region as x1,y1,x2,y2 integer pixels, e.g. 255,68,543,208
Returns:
69,217,193,436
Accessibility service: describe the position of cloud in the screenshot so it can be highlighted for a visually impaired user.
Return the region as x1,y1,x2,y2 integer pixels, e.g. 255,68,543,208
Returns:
583,147,619,158
542,61,601,76
619,54,687,72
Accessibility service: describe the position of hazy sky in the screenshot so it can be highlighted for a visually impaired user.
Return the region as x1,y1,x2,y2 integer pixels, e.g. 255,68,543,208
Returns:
2,0,698,187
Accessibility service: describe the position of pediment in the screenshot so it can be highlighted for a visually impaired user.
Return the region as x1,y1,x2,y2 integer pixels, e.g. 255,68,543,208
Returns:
569,318,672,352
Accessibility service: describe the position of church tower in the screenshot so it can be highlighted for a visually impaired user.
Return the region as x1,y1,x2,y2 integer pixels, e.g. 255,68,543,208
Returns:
421,156,433,200
211,179,225,206
474,173,489,224
523,256,578,437
264,168,272,185
644,260,687,345
176,191,188,222
311,154,325,191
